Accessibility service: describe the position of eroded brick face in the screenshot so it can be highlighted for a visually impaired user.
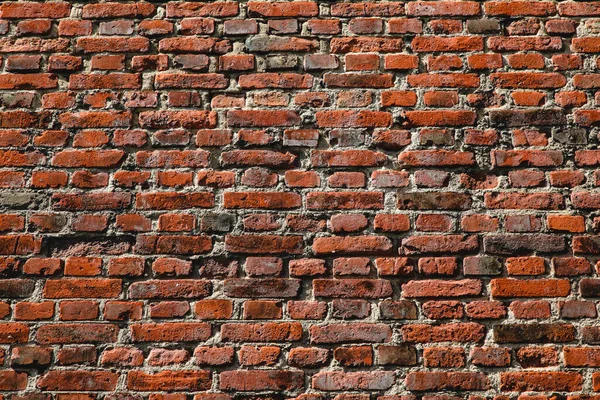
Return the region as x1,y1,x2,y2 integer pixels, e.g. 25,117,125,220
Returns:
1,0,600,398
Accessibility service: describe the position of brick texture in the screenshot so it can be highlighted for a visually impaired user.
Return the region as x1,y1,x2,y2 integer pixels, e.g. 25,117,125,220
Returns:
1,0,600,398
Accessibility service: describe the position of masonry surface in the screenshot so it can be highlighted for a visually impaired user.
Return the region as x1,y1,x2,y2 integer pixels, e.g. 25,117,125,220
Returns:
2,0,600,398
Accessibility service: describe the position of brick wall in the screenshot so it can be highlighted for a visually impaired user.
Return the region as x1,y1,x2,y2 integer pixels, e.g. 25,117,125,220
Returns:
0,0,599,398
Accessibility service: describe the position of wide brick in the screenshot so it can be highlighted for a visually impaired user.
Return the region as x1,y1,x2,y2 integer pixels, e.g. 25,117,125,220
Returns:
38,371,118,391
412,36,483,52
137,150,210,168
225,234,303,254
498,110,566,130
77,37,150,53
313,371,394,391
158,37,231,53
402,323,486,343
331,37,403,53
0,323,29,343
492,150,563,167
227,110,300,127
402,279,482,298
221,370,304,391
224,192,301,209
470,347,510,366
564,347,600,366
0,2,71,18
136,192,213,210
82,2,155,18
222,322,303,342
580,279,600,297
0,73,57,90
500,372,582,392
573,236,600,254
139,110,216,129
240,73,312,89
166,2,239,17
316,110,392,127
0,371,27,390
0,279,35,298
127,370,211,391
224,278,300,298
484,234,566,254
406,372,489,391
310,323,391,343
331,2,404,16
247,35,317,52
131,322,211,342
44,279,122,298
407,1,480,16
404,110,476,126
313,236,393,255
59,111,131,128
489,36,562,52
69,73,141,90
485,193,564,210
307,192,384,210
136,235,211,255
313,279,392,298
397,192,472,210
52,149,125,168
155,73,228,89
36,323,118,344
312,150,386,166
491,278,571,297
129,280,211,299
401,235,479,254
493,324,576,343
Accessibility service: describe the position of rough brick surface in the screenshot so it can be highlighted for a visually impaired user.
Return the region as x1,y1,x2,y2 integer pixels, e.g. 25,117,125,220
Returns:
1,0,600,398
